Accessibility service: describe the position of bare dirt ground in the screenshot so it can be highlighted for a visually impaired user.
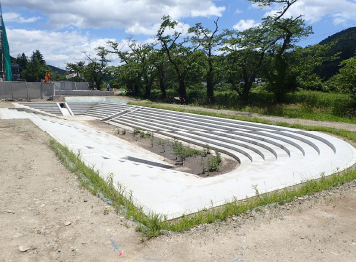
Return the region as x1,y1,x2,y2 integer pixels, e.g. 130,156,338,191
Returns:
1,99,356,262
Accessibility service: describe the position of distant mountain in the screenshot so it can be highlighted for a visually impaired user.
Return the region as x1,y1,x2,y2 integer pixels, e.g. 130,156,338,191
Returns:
315,27,356,80
48,65,66,75
11,56,66,76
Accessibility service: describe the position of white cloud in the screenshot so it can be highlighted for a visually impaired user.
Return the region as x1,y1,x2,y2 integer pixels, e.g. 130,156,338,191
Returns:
126,23,161,36
262,0,356,24
6,0,356,70
233,19,260,31
333,16,347,25
3,12,40,23
190,5,225,17
7,27,158,68
2,0,225,33
126,20,191,36
7,28,117,68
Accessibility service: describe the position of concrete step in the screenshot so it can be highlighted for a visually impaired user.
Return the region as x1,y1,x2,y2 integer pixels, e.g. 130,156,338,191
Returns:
86,104,337,169
130,107,332,153
0,108,29,119
66,102,98,115
86,103,130,118
110,116,280,163
114,110,314,158
18,102,62,115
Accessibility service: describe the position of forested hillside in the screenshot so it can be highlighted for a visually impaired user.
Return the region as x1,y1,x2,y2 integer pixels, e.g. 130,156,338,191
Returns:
315,27,356,80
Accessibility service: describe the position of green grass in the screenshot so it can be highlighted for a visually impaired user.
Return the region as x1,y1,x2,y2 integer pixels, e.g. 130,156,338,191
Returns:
135,89,356,123
49,104,356,239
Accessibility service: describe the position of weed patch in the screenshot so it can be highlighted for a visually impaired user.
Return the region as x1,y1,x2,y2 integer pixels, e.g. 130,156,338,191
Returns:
172,139,203,163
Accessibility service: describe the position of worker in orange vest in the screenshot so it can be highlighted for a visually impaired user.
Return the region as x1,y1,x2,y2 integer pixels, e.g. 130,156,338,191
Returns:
45,72,50,83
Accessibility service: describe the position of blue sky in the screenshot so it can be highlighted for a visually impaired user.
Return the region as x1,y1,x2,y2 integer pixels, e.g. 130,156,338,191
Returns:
2,0,356,69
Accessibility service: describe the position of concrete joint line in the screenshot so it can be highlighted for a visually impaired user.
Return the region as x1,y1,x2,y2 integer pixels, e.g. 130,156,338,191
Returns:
100,106,140,121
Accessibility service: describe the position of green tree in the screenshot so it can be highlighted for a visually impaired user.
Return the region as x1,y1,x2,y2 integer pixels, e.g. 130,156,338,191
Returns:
21,58,51,82
332,54,356,100
124,40,156,98
262,15,312,102
107,39,154,96
150,49,175,98
31,50,46,65
188,19,220,99
246,0,313,102
66,61,86,82
289,44,336,91
108,39,176,98
220,26,270,103
84,47,110,89
106,40,138,93
157,15,203,99
218,0,312,103
15,53,28,73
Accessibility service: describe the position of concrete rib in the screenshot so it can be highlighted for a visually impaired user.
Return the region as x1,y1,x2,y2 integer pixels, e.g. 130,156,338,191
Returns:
113,109,306,159
120,107,325,156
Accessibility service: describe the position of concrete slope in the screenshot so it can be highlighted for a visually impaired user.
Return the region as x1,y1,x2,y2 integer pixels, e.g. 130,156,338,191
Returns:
1,104,356,220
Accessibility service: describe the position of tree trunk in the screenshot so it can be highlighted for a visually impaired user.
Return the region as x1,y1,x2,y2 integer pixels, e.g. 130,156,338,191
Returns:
206,59,214,99
161,41,186,99
159,78,166,98
273,56,287,103
144,77,153,99
158,67,166,98
178,77,186,99
240,82,253,104
144,85,151,99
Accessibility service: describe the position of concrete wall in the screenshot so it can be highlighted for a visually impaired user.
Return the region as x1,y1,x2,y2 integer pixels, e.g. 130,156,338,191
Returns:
53,81,89,91
0,82,13,99
0,82,54,100
0,81,94,100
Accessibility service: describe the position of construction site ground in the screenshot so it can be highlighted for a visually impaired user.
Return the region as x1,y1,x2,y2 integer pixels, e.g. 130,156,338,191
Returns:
0,99,356,262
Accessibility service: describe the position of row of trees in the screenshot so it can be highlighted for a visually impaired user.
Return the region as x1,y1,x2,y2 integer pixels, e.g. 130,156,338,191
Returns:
64,0,355,103
66,47,110,90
